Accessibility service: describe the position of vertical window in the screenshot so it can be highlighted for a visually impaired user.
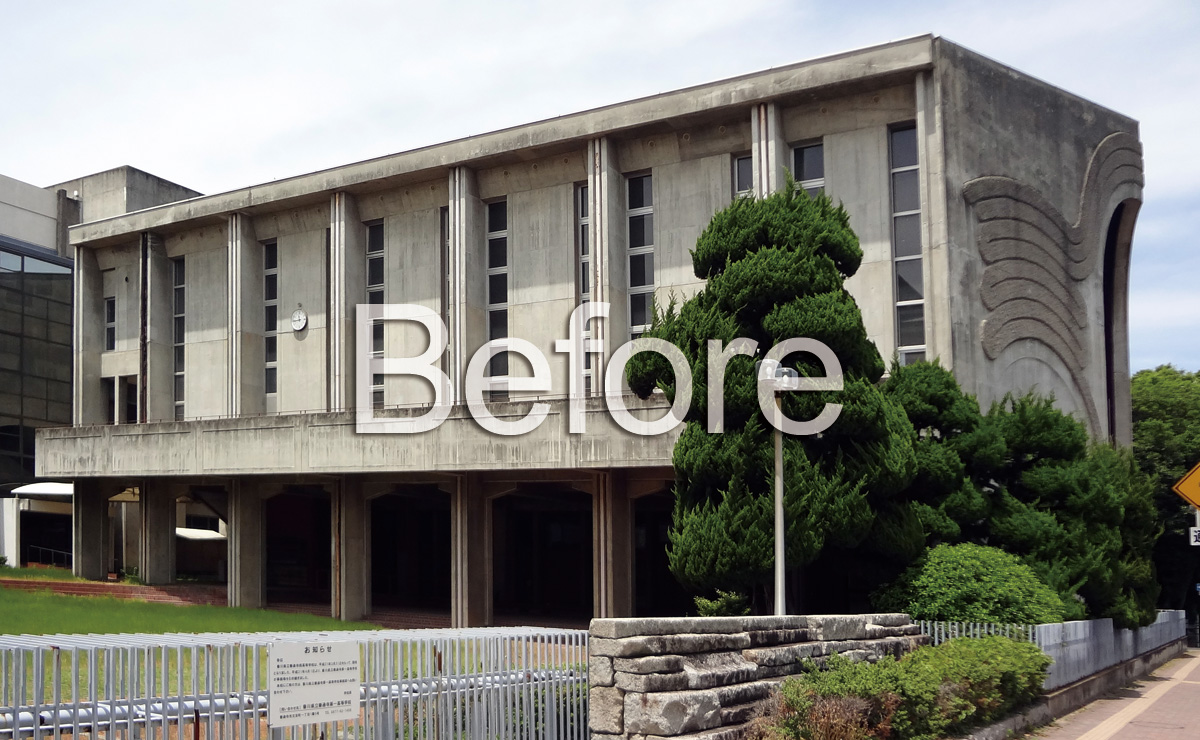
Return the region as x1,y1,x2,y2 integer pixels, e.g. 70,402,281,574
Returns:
793,143,824,196
890,124,925,365
263,240,279,399
104,296,116,351
171,258,185,420
366,221,385,407
626,174,654,339
576,184,593,395
101,377,115,425
734,154,753,197
486,200,509,378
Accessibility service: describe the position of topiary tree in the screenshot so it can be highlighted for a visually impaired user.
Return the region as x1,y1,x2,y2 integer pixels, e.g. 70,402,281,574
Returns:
872,543,1066,624
626,181,917,611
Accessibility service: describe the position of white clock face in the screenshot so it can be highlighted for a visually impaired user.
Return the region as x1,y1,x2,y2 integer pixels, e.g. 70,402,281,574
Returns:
291,308,307,332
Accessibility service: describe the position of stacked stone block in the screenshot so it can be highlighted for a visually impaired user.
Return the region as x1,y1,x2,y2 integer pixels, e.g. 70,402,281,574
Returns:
588,614,928,740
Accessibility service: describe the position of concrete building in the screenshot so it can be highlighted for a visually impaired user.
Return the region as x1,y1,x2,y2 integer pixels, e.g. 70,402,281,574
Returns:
36,36,1143,625
1,168,199,569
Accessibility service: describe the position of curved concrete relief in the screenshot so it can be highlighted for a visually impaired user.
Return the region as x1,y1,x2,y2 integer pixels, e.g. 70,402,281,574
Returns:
963,132,1144,434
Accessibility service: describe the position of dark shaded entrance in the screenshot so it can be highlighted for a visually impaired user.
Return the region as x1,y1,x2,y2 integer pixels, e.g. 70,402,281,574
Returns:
493,487,592,622
19,510,71,567
264,487,331,604
633,493,691,617
370,487,451,611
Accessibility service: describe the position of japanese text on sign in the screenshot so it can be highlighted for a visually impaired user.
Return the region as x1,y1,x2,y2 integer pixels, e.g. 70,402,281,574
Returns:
268,640,360,727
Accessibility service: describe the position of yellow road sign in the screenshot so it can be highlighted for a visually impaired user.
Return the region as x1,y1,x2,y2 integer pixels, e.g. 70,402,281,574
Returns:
1174,461,1200,509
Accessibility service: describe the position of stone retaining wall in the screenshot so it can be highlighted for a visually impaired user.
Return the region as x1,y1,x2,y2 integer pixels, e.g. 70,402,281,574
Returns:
588,614,928,740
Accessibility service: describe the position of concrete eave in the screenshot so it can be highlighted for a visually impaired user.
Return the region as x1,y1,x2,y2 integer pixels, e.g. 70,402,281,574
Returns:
68,35,935,249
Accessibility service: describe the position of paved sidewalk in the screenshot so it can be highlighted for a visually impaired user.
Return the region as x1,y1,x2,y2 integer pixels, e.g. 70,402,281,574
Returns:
1027,650,1200,739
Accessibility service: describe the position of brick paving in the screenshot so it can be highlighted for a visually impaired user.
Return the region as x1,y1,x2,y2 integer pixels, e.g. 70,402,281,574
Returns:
1029,650,1200,740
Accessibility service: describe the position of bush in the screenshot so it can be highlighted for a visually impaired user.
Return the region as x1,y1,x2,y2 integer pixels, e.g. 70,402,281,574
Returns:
872,543,1066,625
695,589,751,616
767,636,1050,740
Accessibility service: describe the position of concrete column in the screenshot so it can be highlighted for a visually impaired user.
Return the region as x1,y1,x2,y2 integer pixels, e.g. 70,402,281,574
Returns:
334,477,369,621
588,138,625,389
750,102,787,196
139,479,176,585
142,232,173,422
447,167,485,399
227,479,263,608
1,497,20,566
450,474,492,627
73,480,109,580
228,214,265,416
329,193,367,412
916,71,952,371
74,246,105,425
593,472,633,618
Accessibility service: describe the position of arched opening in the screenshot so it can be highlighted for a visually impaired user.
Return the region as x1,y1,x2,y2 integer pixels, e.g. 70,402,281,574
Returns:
1101,199,1138,444
633,492,691,617
264,486,332,607
493,486,592,625
370,486,451,622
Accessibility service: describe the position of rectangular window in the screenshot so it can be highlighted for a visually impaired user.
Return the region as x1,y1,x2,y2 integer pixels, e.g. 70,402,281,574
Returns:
104,296,116,351
365,221,386,406
734,154,753,196
576,184,594,395
627,174,654,339
793,143,824,197
889,124,925,366
486,200,509,378
263,240,279,400
171,258,185,420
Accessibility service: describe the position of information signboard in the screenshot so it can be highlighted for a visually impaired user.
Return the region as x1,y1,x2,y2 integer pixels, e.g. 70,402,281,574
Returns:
268,640,360,727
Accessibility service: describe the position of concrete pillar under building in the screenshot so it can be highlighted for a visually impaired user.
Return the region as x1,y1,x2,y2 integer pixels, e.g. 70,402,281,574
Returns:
1,496,19,566
139,480,176,585
227,480,263,609
450,474,491,627
73,480,110,580
593,472,633,618
334,478,369,622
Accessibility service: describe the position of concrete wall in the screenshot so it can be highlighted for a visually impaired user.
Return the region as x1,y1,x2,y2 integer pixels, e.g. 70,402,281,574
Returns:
0,173,58,249
588,614,928,739
935,40,1142,442
51,166,200,224
1035,610,1186,690
166,224,228,419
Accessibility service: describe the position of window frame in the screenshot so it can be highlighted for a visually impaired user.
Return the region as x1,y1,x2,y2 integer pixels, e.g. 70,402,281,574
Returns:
171,257,185,420
485,199,510,379
262,240,279,401
626,172,655,340
888,123,926,365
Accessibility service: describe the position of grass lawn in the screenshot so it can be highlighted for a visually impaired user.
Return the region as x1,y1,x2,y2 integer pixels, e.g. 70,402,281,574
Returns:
0,565,85,581
0,586,378,635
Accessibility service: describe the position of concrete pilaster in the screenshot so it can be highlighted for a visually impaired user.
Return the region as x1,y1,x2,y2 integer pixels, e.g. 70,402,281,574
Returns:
139,480,176,585
73,245,106,425
73,480,109,580
1,497,20,566
448,167,484,398
335,477,369,621
750,102,786,195
593,472,633,618
228,214,265,416
142,232,173,422
450,474,492,627
588,137,624,388
227,479,263,609
329,193,366,412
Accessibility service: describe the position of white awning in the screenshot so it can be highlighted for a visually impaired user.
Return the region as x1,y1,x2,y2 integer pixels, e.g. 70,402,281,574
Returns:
10,482,73,496
175,527,226,542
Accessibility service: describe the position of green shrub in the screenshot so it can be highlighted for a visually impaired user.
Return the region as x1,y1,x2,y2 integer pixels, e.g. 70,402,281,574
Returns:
769,636,1050,740
695,589,751,616
873,543,1066,624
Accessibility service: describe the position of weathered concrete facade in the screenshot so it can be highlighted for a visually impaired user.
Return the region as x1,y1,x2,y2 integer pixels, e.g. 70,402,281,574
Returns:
36,36,1142,624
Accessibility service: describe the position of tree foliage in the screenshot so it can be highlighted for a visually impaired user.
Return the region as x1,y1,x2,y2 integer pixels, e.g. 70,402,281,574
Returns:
1131,365,1200,610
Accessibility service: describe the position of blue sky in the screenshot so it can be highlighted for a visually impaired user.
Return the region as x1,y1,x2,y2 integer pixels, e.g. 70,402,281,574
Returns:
2,0,1195,371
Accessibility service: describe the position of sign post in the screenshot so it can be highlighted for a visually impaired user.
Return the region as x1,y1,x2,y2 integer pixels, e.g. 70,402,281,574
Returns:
1173,461,1200,545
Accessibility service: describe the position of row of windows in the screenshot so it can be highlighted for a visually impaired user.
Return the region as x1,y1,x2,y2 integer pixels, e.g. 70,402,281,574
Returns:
263,240,279,400
172,258,185,419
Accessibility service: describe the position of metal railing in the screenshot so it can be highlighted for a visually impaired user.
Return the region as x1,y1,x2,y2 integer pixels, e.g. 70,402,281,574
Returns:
0,627,588,740
918,620,1035,646
22,547,71,569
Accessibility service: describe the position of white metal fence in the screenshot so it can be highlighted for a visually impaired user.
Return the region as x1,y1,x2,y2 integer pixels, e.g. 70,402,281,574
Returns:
0,627,588,740
919,610,1187,691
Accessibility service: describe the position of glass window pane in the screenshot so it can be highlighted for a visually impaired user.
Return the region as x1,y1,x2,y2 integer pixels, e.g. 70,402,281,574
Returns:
630,253,654,288
174,374,185,402
630,292,651,328
579,186,589,219
105,298,116,323
579,226,588,256
263,242,277,270
174,404,184,421
488,237,507,269
628,175,652,209
174,345,185,372
368,289,383,305
368,255,384,287
265,305,277,332
896,260,923,301
892,170,920,213
367,223,384,253
804,186,824,198
487,202,507,233
174,316,185,343
174,286,185,315
489,273,508,305
173,259,185,286
629,214,653,248
795,144,824,182
901,350,926,366
489,352,509,378
265,367,277,394
372,321,384,353
891,126,918,168
736,156,753,193
265,335,277,363
897,304,925,347
265,273,277,301
489,309,507,340
0,253,20,272
25,258,70,275
105,327,115,351
579,263,590,296
893,214,922,257
372,388,384,409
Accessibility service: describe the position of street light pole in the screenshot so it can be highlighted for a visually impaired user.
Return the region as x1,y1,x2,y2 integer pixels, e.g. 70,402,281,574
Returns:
774,409,784,616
